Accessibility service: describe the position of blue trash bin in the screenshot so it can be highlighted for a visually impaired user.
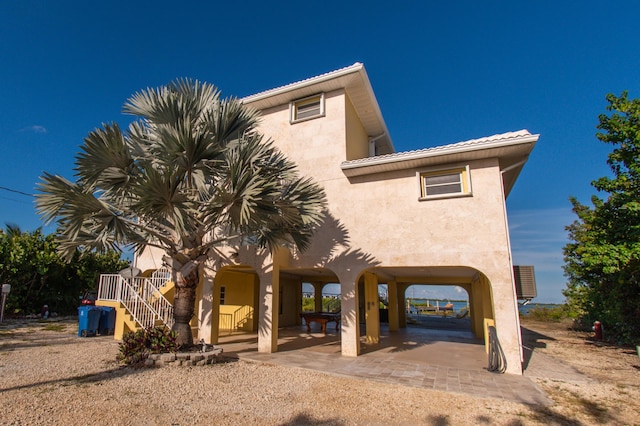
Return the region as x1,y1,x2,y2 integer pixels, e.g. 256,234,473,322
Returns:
78,306,101,337
97,306,116,335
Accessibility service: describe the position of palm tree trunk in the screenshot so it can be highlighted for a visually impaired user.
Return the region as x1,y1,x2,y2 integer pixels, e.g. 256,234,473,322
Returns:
172,268,199,346
172,286,196,346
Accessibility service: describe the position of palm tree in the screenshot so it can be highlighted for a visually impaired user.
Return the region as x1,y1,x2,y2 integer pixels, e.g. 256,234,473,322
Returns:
36,79,326,345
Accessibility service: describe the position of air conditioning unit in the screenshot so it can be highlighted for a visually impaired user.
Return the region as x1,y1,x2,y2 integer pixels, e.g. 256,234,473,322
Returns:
513,265,537,300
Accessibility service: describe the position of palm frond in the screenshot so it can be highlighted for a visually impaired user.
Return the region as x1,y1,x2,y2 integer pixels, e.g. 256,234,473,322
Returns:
38,78,327,261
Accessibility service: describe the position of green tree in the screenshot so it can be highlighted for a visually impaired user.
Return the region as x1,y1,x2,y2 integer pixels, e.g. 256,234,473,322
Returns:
564,91,640,343
0,225,127,315
36,79,326,345
0,225,61,315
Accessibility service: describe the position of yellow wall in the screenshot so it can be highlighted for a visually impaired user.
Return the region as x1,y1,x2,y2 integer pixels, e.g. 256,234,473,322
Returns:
217,269,258,331
345,93,369,161
469,273,494,340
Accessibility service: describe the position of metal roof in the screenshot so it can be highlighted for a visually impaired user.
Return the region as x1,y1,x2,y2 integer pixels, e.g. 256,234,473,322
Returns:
341,130,539,197
241,64,538,197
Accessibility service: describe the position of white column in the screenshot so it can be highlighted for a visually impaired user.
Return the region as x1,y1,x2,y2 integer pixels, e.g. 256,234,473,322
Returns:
387,280,399,331
339,271,360,357
197,271,214,344
257,248,287,353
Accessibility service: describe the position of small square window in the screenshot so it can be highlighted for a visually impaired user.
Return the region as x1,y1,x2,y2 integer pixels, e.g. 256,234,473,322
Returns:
290,94,325,123
424,173,462,196
418,166,471,200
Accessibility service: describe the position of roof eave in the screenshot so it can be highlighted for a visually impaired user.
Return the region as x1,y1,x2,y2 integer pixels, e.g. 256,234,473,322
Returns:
241,63,365,104
341,133,539,178
241,63,395,154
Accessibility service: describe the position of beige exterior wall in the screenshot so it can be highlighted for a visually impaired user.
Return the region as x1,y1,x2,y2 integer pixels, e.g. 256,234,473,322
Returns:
255,96,513,275
131,75,527,374
252,92,522,373
345,94,369,161
258,89,348,182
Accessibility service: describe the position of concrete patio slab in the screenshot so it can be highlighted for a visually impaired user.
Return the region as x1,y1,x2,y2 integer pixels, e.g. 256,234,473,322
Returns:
218,316,553,406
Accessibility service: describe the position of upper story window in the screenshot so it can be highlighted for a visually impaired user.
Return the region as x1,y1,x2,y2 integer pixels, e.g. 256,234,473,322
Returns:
418,165,472,200
290,93,325,123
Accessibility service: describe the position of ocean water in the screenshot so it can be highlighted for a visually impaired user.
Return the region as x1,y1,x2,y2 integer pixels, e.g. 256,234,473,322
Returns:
518,303,562,315
405,300,563,316
406,299,469,313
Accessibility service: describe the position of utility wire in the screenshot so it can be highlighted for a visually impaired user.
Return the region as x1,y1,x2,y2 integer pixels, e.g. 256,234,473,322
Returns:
0,186,34,197
0,195,32,205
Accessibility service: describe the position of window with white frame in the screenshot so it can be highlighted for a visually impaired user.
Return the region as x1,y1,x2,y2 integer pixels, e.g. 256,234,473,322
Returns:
290,93,325,123
418,166,471,200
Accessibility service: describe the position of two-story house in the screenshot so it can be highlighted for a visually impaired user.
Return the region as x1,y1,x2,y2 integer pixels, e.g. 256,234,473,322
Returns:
107,63,538,375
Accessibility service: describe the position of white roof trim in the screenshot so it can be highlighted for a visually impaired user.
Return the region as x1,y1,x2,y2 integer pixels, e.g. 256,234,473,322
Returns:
341,130,538,172
241,63,395,153
241,63,364,103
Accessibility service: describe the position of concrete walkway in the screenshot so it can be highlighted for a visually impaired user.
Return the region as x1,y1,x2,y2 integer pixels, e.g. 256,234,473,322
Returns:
219,316,555,406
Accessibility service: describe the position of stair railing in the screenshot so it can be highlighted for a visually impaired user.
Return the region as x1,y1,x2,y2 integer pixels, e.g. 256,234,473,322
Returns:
232,305,253,330
146,267,172,292
97,273,174,329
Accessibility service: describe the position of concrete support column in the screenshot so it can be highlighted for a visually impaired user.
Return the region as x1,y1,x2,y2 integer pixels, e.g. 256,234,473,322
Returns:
257,248,288,353
387,280,399,331
364,272,380,344
194,267,220,344
398,283,408,328
208,269,222,344
339,271,360,357
190,268,206,343
312,282,324,312
490,273,524,375
295,280,303,324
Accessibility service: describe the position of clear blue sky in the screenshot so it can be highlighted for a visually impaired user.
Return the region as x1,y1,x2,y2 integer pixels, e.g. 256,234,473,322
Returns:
2,1,638,303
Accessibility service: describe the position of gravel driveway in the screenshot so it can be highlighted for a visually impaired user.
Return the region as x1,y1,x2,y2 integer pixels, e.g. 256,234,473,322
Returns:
1,318,638,425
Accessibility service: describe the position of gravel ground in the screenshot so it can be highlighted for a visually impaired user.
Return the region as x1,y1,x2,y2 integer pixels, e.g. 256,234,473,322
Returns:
1,318,639,425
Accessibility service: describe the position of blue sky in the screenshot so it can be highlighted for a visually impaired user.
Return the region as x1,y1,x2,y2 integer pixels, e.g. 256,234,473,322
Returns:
2,1,638,303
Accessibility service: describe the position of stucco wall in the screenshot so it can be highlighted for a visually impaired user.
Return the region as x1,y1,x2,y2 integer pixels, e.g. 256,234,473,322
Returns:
253,91,522,373
254,92,512,277
132,85,523,373
345,93,369,161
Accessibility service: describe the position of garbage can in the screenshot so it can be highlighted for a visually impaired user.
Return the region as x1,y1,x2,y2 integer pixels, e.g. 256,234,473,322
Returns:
97,306,116,335
78,306,101,337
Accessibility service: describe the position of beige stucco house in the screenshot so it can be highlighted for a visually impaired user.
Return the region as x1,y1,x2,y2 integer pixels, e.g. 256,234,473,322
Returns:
106,63,538,375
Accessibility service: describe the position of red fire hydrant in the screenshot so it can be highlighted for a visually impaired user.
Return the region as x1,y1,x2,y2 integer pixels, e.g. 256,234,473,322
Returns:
593,321,603,340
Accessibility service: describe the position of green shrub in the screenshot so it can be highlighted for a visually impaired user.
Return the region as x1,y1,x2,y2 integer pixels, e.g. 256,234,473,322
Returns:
118,326,178,365
523,305,570,322
302,297,315,312
301,297,341,312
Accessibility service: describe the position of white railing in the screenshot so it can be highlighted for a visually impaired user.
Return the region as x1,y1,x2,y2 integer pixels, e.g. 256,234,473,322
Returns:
97,272,174,329
147,268,172,292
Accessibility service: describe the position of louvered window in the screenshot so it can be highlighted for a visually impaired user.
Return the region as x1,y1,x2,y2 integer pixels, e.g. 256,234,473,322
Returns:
290,93,325,123
418,166,472,200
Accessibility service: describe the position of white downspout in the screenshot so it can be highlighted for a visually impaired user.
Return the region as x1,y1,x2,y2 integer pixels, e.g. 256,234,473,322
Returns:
368,132,386,157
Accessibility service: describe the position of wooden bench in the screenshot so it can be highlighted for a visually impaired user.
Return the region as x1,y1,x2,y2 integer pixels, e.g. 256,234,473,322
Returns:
300,311,340,333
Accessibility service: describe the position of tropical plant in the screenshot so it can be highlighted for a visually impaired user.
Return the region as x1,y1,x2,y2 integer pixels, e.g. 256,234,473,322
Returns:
0,225,127,315
117,326,179,365
563,91,640,344
36,79,327,345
